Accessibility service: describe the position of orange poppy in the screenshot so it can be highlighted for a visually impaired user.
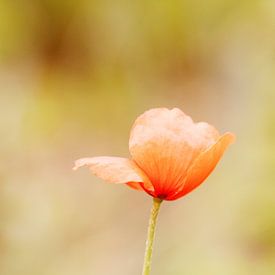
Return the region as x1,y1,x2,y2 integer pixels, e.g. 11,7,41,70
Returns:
74,108,235,201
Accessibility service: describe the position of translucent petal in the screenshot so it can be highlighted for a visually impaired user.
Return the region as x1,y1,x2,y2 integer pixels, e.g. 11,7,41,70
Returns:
74,157,144,184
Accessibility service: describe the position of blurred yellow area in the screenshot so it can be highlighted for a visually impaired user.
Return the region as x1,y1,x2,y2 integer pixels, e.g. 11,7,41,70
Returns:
1,1,275,274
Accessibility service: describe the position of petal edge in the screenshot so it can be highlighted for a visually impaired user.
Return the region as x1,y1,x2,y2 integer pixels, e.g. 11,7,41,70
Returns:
74,156,144,184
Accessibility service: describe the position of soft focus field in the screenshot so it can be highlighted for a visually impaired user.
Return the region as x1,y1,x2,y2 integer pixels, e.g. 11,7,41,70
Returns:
1,1,275,274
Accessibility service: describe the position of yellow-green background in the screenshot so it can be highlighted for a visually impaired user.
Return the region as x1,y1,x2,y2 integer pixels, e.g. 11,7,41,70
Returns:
1,1,275,274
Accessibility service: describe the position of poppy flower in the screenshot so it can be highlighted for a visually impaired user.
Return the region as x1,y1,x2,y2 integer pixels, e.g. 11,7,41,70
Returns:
74,108,235,201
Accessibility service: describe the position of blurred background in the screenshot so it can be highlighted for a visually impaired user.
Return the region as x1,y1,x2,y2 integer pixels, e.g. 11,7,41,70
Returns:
0,0,275,274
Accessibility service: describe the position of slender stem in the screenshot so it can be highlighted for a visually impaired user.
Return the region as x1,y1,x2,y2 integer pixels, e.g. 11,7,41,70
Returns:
142,197,162,275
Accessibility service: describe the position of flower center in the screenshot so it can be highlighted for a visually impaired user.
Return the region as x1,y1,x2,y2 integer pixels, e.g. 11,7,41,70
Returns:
157,193,167,200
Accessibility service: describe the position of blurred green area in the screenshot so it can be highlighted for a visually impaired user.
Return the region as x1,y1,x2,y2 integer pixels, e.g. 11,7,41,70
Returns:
1,1,275,274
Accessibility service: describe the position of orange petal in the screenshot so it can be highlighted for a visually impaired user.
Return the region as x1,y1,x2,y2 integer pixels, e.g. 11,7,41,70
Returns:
126,182,143,190
73,157,145,184
168,133,235,200
129,108,220,197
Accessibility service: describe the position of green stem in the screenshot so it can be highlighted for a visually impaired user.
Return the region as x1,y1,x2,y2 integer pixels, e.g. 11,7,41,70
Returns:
142,197,162,275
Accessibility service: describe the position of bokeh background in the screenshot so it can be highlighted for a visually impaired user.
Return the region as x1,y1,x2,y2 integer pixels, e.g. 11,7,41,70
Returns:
1,1,275,274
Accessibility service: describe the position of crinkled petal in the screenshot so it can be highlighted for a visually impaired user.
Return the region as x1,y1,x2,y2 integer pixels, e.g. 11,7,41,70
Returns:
167,133,235,200
74,157,145,184
129,108,220,198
